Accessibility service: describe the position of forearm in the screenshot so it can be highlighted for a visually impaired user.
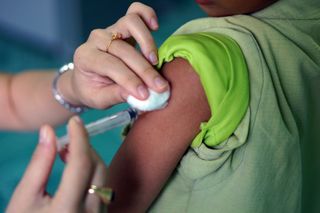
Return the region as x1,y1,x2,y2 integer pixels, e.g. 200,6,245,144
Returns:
0,70,73,130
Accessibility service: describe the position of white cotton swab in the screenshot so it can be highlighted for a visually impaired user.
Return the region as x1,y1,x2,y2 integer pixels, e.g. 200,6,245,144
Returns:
126,89,170,111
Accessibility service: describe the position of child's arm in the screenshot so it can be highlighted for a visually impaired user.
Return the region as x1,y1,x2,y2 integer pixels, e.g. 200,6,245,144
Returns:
107,58,211,212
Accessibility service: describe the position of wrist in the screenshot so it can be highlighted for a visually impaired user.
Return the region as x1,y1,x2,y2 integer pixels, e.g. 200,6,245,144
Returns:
52,63,88,113
57,68,82,106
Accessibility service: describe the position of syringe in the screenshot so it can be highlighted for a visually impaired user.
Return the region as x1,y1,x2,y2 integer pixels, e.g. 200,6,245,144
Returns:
57,108,138,151
57,88,171,151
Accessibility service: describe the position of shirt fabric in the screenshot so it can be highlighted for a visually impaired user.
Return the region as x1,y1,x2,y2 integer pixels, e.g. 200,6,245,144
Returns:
157,32,249,148
149,0,320,212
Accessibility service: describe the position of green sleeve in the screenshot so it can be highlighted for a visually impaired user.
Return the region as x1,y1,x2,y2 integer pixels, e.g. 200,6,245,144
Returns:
157,32,249,147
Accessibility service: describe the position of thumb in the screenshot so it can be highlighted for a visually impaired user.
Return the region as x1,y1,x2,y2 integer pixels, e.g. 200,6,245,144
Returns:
54,116,93,208
18,125,57,196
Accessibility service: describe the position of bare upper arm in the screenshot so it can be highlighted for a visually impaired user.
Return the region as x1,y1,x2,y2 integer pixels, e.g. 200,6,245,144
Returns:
107,57,211,212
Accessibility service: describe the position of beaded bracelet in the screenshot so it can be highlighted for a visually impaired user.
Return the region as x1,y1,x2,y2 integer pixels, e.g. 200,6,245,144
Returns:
52,63,88,113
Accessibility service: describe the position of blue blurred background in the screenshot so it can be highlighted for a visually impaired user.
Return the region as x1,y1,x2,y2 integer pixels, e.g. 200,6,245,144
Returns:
0,0,205,210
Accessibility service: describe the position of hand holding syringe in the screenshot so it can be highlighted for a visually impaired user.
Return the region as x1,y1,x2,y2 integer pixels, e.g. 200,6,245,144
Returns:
57,89,170,151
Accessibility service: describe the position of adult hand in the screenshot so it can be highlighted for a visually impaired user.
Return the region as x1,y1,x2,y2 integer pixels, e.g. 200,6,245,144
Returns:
6,116,108,213
60,2,169,109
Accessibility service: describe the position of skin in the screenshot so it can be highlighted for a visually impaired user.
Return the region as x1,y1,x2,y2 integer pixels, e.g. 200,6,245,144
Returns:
196,0,277,17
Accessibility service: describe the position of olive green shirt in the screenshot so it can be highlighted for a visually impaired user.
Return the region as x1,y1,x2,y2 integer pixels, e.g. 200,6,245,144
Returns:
149,0,320,212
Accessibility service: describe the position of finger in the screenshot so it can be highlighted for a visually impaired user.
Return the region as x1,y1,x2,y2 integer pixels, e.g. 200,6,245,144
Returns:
74,46,150,100
81,27,168,94
54,116,94,209
108,39,169,93
90,84,129,109
126,2,159,30
125,2,159,64
115,13,159,65
85,149,108,211
78,80,128,109
18,125,57,196
81,33,168,94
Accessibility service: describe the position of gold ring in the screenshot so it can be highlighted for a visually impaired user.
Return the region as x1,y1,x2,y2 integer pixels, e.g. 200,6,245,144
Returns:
106,32,122,53
88,184,114,205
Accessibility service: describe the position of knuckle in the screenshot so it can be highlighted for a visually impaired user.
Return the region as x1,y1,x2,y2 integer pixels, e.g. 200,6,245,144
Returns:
117,13,142,31
88,28,103,40
124,13,139,24
128,2,155,17
141,66,156,75
142,5,155,16
128,2,141,12
124,74,138,84
143,36,155,48
121,75,141,92
116,16,127,28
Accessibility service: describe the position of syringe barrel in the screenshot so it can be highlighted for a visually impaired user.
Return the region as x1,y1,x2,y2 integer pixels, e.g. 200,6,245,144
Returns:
57,108,138,151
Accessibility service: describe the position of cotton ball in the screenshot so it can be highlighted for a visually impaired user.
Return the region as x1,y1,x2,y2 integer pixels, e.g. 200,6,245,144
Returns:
127,89,170,111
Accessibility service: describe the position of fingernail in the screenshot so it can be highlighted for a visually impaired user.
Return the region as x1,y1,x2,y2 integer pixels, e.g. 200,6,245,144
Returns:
39,126,48,144
154,77,168,89
137,85,149,99
150,18,158,29
148,52,158,65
